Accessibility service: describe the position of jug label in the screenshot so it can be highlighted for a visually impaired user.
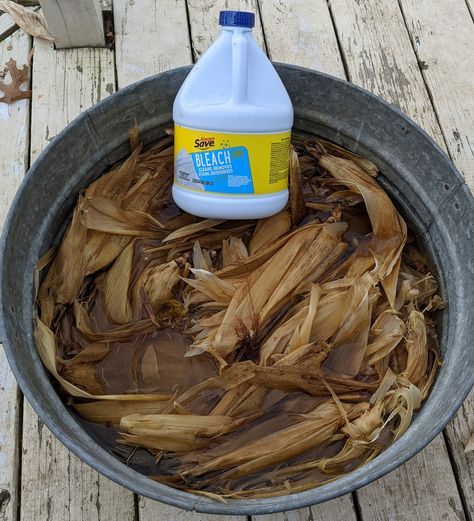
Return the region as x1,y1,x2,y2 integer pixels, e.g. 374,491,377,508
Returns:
174,125,290,195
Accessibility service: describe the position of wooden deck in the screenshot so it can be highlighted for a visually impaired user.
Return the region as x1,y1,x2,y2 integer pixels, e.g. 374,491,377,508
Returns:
0,0,473,519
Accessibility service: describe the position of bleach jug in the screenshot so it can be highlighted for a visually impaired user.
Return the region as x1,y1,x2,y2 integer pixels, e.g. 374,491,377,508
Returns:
173,10,294,219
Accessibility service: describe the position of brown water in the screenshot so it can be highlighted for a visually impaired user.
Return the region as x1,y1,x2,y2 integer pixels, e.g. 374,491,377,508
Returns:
60,301,219,394
95,329,217,395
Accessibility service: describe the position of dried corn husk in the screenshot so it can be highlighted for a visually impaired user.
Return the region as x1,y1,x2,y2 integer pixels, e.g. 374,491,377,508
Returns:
403,310,428,386
253,365,378,395
222,236,248,266
163,219,224,243
100,242,134,324
144,260,181,311
183,268,235,305
120,413,250,452
365,311,405,365
74,398,170,424
192,241,213,271
289,148,306,224
319,154,407,308
248,210,291,255
210,222,347,361
34,131,441,500
184,401,345,478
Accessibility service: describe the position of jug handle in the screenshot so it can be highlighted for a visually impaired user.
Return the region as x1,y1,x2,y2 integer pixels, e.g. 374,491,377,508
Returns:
230,29,248,103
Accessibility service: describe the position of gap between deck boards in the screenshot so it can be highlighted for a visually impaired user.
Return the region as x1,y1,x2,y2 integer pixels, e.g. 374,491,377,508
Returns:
0,1,472,520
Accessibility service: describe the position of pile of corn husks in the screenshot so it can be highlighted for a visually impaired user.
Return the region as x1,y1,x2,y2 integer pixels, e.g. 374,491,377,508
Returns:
34,130,443,499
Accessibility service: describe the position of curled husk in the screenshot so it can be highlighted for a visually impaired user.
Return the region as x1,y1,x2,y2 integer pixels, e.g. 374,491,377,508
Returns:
34,131,441,499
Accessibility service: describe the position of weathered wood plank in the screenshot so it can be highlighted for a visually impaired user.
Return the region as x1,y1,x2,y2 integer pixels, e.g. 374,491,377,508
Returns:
114,0,192,87
29,41,115,159
258,0,345,78
328,0,469,518
0,349,20,521
398,2,474,516
0,29,30,521
465,0,474,19
100,0,112,10
399,0,474,187
253,495,358,521
0,6,38,42
358,436,467,521
21,402,136,521
186,0,265,57
138,497,245,521
21,37,135,521
38,0,105,48
445,389,474,521
0,34,30,224
329,0,444,144
0,13,17,42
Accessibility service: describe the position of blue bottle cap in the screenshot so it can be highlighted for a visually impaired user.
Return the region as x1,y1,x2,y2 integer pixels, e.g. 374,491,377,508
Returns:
219,10,255,28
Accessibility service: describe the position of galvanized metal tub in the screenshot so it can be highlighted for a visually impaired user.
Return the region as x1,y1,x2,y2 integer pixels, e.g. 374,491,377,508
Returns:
0,64,473,516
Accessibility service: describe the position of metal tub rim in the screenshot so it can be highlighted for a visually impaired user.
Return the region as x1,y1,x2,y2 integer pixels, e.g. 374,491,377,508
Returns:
1,63,473,515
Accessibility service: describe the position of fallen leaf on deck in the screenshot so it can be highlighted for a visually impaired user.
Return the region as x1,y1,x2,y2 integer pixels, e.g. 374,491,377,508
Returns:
465,433,474,453
0,58,31,105
0,0,53,41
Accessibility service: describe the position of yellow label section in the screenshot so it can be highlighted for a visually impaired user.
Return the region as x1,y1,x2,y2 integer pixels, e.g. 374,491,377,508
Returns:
174,124,290,195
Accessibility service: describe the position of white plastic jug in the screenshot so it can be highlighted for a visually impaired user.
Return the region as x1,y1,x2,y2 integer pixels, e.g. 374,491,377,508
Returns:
173,10,294,219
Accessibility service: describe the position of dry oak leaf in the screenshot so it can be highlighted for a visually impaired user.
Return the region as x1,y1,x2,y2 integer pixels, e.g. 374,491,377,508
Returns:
0,1,53,41
0,58,31,105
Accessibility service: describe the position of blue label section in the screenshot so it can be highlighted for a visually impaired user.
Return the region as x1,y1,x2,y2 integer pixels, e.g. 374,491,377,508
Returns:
190,146,254,194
